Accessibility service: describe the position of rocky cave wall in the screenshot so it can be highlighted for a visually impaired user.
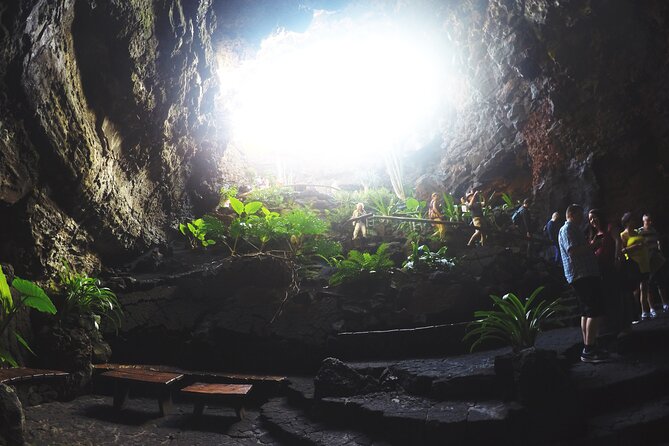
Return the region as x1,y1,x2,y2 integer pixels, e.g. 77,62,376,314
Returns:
2,0,669,278
434,0,669,227
0,0,223,277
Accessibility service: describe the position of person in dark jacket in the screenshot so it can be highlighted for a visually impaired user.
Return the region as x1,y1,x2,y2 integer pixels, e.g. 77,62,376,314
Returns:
544,211,561,263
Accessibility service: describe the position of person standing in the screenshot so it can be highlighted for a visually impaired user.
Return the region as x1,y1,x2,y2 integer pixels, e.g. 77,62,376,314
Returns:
466,190,486,247
621,212,655,320
428,193,446,240
638,213,669,314
513,198,533,256
351,203,368,240
588,209,629,335
544,212,561,264
559,204,609,362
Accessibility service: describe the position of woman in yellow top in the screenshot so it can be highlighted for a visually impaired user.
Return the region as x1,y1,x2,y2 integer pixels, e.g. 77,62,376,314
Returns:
620,212,656,320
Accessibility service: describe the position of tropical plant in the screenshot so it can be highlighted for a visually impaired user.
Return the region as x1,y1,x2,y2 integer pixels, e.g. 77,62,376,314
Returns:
245,207,288,251
329,243,395,286
284,207,328,253
402,243,455,272
246,185,292,209
57,262,123,331
179,218,216,248
463,286,567,352
201,214,228,241
366,188,397,216
309,239,344,266
218,185,238,208
501,192,516,210
441,193,463,222
0,266,57,366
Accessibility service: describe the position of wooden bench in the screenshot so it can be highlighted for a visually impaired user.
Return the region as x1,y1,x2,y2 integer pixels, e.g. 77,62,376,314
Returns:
0,367,69,384
100,369,184,416
180,383,253,420
94,364,286,385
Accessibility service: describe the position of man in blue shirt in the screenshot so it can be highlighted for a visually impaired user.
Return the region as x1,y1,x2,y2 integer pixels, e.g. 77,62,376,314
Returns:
559,204,609,363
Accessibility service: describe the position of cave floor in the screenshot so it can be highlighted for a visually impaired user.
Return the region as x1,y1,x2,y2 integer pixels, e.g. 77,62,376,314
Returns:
23,317,669,445
24,395,280,446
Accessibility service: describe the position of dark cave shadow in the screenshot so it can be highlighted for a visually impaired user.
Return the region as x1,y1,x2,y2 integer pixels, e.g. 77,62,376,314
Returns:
78,403,165,426
163,412,242,434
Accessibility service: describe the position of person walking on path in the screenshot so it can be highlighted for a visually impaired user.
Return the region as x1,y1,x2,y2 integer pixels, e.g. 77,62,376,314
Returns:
466,190,486,247
559,204,609,363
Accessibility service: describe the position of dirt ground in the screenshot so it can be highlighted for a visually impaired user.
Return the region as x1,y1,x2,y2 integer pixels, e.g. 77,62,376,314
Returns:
24,395,281,446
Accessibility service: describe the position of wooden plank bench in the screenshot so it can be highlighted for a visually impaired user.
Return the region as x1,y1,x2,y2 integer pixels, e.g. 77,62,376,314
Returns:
180,383,253,420
94,363,287,385
100,369,184,416
0,367,69,384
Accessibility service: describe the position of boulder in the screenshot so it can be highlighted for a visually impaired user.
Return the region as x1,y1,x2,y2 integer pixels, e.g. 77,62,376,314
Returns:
314,357,380,399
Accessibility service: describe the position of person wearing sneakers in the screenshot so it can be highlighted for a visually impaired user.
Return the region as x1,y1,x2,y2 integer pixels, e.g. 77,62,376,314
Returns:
620,212,656,321
638,213,669,314
559,204,609,363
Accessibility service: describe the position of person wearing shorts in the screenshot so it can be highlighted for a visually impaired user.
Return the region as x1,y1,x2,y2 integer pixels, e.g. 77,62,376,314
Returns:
559,204,609,363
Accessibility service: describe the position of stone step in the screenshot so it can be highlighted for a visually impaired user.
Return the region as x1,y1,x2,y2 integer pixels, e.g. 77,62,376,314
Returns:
584,395,669,444
261,397,390,446
346,350,504,401
318,391,518,445
285,376,316,408
571,358,669,416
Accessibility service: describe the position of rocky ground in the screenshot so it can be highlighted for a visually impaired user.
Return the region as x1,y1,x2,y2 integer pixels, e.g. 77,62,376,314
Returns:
21,317,669,445
24,396,278,446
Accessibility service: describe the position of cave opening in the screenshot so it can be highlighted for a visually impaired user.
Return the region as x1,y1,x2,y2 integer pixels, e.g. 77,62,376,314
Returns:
213,2,469,190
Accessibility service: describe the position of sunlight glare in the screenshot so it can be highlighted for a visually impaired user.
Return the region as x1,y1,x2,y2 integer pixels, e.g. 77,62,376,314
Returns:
217,10,468,174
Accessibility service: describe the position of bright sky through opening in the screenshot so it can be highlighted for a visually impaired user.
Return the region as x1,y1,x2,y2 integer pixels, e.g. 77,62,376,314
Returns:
217,9,468,173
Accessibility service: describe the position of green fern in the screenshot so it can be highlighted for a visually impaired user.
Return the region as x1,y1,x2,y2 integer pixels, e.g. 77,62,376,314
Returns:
329,243,394,286
464,286,567,352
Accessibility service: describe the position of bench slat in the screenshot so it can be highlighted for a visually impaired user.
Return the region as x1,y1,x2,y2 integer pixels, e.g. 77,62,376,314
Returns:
94,364,286,383
181,383,253,396
0,367,69,384
101,369,183,385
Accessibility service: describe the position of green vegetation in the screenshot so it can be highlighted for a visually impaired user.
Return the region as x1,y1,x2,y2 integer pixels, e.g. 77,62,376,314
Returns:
402,243,455,272
0,266,56,367
57,262,123,331
245,185,293,209
329,243,394,286
464,286,566,352
180,218,216,248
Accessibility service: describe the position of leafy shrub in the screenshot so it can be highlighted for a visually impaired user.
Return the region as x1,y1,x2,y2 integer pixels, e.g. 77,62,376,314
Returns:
329,243,394,286
441,193,464,222
366,188,397,216
463,286,566,352
245,207,289,250
57,262,122,331
284,208,328,252
402,243,455,271
179,218,216,248
201,214,228,241
246,186,292,209
0,266,56,366
307,239,343,266
218,185,238,208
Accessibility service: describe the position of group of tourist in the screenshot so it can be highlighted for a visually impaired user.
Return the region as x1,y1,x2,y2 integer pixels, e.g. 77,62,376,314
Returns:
555,204,669,363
